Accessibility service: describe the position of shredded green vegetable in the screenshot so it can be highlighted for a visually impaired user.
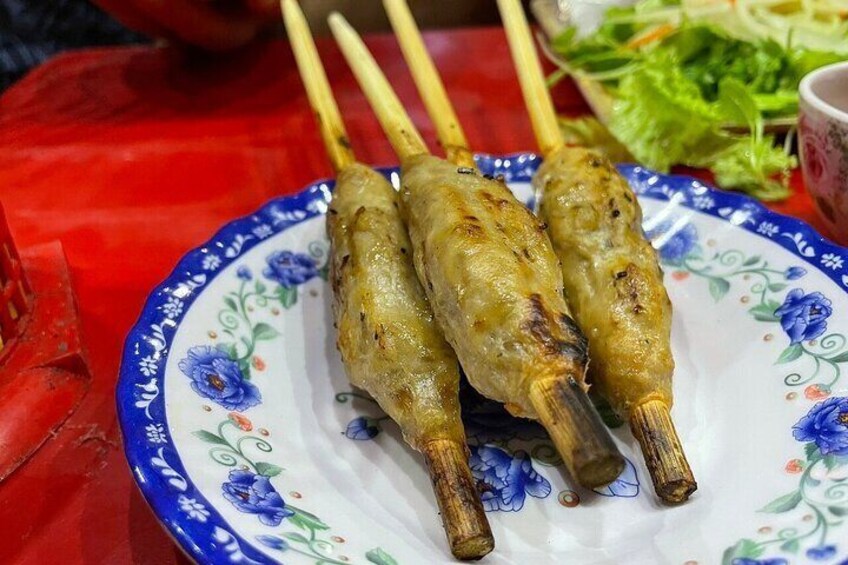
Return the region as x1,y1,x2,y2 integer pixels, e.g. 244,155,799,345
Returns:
550,0,847,200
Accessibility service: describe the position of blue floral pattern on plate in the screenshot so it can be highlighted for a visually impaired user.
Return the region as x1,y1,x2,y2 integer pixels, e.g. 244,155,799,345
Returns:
731,558,788,565
179,346,261,411
117,153,848,564
469,445,552,512
222,470,294,526
345,416,381,441
263,250,318,288
645,220,700,264
775,289,833,345
793,397,848,456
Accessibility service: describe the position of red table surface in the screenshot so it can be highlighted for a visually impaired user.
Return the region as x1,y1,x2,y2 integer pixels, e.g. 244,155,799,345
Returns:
0,26,826,564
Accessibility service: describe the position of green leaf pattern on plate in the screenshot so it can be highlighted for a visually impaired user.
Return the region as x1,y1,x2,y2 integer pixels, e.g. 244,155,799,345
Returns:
656,226,848,562
189,241,399,564
665,240,847,396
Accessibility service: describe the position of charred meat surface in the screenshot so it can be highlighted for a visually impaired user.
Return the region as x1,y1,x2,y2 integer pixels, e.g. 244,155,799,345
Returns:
328,163,465,448
399,154,588,418
536,147,674,416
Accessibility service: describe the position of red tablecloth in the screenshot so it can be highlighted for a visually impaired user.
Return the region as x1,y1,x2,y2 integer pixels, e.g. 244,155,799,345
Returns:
0,26,825,564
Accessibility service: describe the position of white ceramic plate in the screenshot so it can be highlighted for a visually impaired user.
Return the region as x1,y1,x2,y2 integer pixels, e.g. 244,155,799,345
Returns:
117,154,848,565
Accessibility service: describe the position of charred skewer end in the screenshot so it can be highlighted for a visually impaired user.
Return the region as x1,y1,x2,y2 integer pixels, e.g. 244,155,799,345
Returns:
529,377,626,488
422,439,495,560
630,399,697,504
576,453,628,490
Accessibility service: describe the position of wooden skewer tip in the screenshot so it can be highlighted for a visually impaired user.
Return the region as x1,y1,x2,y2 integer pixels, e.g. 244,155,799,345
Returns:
529,377,625,488
382,0,474,168
630,399,697,504
421,439,495,560
496,0,564,158
282,0,355,172
327,10,344,29
328,11,428,161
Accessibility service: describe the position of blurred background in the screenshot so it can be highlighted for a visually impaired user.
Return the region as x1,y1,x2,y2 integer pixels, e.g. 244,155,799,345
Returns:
292,0,507,33
0,0,523,91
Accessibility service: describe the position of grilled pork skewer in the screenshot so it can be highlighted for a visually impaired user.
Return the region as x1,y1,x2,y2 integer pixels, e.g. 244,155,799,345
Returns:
496,0,697,503
329,11,625,489
282,2,493,558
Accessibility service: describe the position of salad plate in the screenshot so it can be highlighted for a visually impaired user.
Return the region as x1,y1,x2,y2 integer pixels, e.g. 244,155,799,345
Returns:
536,0,847,200
117,153,848,565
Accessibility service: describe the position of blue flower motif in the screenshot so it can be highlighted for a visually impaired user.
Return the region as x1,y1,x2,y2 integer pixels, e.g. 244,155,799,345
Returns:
784,266,806,280
806,545,837,561
178,346,261,411
237,266,253,281
222,470,294,526
593,457,640,497
793,397,848,457
731,559,788,565
469,445,551,512
345,416,380,440
774,289,833,344
645,220,699,264
263,250,318,288
256,534,289,551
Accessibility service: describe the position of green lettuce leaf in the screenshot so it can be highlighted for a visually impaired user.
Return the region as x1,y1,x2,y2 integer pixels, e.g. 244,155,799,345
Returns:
607,58,732,172
716,77,761,136
752,91,799,117
712,78,795,200
712,139,794,200
788,49,847,81
548,4,843,200
552,22,636,75
607,64,794,198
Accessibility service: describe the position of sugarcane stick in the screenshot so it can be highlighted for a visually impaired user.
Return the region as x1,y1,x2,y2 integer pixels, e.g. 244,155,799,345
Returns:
631,400,696,502
382,0,475,168
497,0,696,503
422,439,495,559
330,11,625,489
282,2,494,558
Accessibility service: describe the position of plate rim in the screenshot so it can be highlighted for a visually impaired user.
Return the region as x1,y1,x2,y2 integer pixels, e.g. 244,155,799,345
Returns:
116,152,848,564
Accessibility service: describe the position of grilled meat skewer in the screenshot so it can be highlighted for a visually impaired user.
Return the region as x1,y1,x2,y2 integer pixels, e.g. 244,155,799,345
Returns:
282,1,493,558
329,11,625,489
497,0,697,503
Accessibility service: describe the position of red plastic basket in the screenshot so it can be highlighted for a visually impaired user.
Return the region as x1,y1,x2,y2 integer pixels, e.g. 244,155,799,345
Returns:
0,201,90,481
0,203,30,347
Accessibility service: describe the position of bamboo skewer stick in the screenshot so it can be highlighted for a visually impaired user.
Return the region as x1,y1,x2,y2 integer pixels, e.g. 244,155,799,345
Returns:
282,0,354,173
630,400,697,503
330,10,625,490
421,439,495,560
382,0,475,168
497,0,696,503
283,2,494,558
495,0,564,159
328,13,427,162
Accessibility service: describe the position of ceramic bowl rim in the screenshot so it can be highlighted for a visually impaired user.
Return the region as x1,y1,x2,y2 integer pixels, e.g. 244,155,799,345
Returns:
800,60,848,123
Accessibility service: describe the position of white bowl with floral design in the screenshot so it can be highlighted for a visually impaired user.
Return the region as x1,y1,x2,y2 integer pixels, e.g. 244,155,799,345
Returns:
799,61,848,245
